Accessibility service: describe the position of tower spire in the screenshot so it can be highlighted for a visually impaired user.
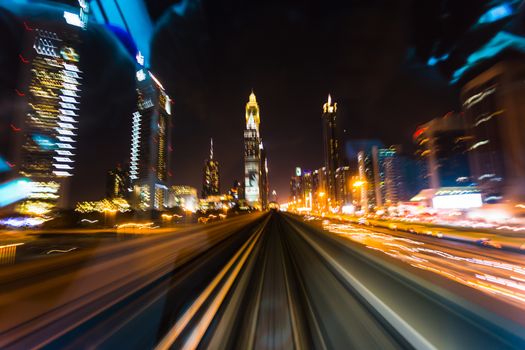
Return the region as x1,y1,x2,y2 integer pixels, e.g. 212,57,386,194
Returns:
323,93,337,113
210,138,214,160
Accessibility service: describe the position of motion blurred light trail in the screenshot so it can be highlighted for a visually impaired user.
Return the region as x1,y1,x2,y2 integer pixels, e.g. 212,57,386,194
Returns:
156,217,268,350
322,220,525,308
0,178,31,207
1,213,524,349
0,214,265,349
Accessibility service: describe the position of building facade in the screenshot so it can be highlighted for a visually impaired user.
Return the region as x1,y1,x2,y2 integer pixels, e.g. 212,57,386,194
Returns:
414,112,471,190
260,146,269,209
372,146,405,206
335,166,352,207
202,138,220,198
167,185,198,212
290,167,302,202
11,6,87,215
357,150,377,212
129,68,172,211
461,59,525,203
322,95,340,207
243,91,268,209
313,167,328,212
228,180,242,201
106,165,130,199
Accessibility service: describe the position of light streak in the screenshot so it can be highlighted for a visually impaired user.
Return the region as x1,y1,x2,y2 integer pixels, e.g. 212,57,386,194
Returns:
0,217,49,227
46,247,77,254
116,222,154,229
63,11,83,27
0,243,24,249
477,3,514,24
148,72,164,90
0,178,32,207
321,220,525,307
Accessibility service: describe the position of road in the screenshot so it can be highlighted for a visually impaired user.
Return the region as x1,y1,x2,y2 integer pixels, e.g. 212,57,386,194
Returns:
1,212,524,349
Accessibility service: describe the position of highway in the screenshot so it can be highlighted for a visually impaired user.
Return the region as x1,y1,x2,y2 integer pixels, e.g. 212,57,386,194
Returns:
1,212,524,349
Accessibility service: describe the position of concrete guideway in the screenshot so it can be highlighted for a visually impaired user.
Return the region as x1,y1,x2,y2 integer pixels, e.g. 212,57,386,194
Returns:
1,212,524,349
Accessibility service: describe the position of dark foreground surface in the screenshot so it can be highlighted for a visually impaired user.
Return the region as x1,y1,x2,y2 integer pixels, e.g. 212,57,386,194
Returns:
1,212,524,349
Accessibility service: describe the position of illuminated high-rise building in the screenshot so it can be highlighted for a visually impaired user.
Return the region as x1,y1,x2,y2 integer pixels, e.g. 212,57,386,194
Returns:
312,167,328,211
413,112,471,190
129,68,172,211
106,165,130,199
357,150,376,212
322,95,340,208
243,91,269,209
335,166,352,207
260,146,269,209
290,167,302,202
202,138,220,198
372,146,405,206
461,59,525,202
167,185,198,212
228,180,242,201
11,2,88,214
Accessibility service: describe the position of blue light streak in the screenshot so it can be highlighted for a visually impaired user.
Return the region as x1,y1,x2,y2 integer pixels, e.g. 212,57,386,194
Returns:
477,3,515,24
173,0,190,16
0,157,10,173
0,178,32,207
427,53,450,66
451,31,525,83
94,0,154,66
32,134,56,150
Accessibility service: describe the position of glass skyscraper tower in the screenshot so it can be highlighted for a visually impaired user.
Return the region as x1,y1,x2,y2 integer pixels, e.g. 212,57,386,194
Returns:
11,3,87,215
243,91,268,210
322,95,340,208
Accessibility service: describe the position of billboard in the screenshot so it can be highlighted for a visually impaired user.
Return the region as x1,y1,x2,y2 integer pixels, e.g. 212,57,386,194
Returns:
432,193,483,209
245,171,259,203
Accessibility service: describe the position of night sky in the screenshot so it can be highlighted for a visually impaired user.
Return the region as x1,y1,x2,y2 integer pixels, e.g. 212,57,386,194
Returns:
2,0,501,205
149,0,459,202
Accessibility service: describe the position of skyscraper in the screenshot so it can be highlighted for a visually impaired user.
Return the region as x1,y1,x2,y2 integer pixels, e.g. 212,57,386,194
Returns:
228,180,242,201
322,95,340,208
129,68,172,211
202,138,220,198
372,146,405,206
414,112,471,189
11,4,87,215
243,91,268,209
290,167,302,202
167,185,198,212
312,167,328,211
335,166,352,207
106,165,130,199
260,146,269,209
357,150,376,212
461,59,525,202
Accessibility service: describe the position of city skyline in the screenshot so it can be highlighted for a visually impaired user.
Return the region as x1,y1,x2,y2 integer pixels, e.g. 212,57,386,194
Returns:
2,2,525,349
0,0,463,205
1,0,523,206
